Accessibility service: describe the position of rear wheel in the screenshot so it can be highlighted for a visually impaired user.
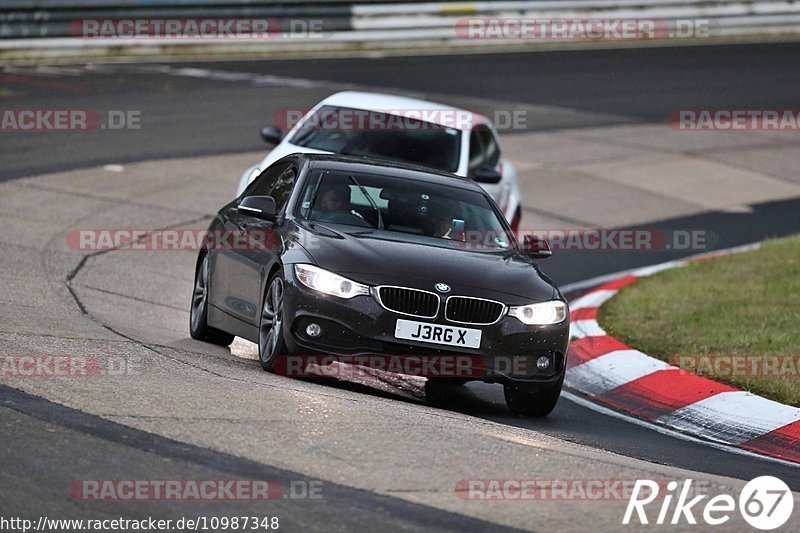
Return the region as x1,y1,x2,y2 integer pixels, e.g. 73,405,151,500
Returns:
189,254,235,346
503,375,563,417
258,272,288,371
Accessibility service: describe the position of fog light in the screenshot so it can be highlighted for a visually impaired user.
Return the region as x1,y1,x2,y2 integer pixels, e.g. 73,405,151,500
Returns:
306,323,322,337
536,356,551,371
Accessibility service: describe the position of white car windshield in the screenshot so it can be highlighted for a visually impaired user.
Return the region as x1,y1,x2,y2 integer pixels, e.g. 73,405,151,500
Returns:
289,105,462,173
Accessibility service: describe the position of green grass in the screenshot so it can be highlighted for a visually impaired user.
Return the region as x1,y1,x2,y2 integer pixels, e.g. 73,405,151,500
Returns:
598,235,800,406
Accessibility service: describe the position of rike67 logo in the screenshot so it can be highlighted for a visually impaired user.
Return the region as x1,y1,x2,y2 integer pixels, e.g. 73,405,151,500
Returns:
624,476,794,530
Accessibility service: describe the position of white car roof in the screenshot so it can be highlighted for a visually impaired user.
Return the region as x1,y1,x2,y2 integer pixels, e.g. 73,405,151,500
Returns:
318,91,489,131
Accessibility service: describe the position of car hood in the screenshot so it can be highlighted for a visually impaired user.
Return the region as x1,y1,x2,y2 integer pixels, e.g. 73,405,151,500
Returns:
292,221,556,304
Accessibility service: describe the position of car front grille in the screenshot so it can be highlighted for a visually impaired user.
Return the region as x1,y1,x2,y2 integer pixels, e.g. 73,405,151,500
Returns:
377,286,439,318
445,296,505,325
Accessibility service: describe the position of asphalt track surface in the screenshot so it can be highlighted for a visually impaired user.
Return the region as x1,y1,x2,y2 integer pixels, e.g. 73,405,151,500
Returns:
2,42,800,530
5,41,800,182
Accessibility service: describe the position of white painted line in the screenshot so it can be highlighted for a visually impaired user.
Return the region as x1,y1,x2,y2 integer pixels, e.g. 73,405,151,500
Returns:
561,269,642,295
561,390,800,469
631,260,687,277
569,319,606,339
566,350,671,396
561,241,762,295
569,289,618,310
657,391,800,445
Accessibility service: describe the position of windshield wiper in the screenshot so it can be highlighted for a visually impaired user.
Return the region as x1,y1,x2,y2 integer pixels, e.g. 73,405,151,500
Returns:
348,174,384,230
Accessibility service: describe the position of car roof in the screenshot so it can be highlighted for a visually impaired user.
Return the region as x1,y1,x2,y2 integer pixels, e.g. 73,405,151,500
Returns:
318,91,490,131
300,153,483,191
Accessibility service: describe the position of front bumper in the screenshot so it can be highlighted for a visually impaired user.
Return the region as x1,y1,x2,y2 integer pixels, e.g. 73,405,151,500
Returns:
281,271,569,384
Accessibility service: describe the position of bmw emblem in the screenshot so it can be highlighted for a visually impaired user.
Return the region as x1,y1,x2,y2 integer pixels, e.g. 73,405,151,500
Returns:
435,283,451,293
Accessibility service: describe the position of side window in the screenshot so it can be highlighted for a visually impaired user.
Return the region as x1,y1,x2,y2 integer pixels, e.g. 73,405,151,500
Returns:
478,127,499,168
468,125,499,174
268,166,297,213
298,172,321,219
243,162,289,198
468,129,485,174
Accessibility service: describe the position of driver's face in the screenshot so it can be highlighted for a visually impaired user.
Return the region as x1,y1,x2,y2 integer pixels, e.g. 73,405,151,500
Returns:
319,186,349,211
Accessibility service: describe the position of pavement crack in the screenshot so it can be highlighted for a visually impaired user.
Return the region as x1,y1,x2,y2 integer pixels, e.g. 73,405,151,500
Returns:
18,181,212,217
76,284,185,311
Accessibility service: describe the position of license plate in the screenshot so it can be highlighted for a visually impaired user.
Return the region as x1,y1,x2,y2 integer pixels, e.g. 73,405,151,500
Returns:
394,319,482,349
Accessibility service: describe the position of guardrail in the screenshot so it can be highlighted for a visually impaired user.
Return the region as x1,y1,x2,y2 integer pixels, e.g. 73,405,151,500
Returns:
1,0,799,59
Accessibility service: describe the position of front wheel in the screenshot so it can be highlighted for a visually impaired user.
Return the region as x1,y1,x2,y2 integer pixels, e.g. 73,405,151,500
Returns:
189,254,235,346
258,272,288,371
503,375,563,417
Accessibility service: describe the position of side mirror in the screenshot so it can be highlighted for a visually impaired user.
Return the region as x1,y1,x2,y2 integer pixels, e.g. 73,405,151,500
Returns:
260,125,282,145
522,234,552,259
238,196,277,221
473,165,502,184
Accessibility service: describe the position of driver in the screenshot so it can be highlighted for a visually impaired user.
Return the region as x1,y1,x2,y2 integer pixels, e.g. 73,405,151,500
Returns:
317,182,351,212
426,201,455,239
311,181,369,226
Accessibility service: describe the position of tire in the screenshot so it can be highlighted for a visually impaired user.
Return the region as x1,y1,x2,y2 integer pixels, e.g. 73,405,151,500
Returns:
258,271,288,371
503,375,563,417
189,254,235,346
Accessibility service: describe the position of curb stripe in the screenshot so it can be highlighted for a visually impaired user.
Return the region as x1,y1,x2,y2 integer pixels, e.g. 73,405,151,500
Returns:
565,350,671,397
593,274,640,292
569,319,606,339
569,306,598,321
740,420,800,463
567,335,629,367
565,242,800,463
594,369,736,420
569,289,618,311
655,391,800,446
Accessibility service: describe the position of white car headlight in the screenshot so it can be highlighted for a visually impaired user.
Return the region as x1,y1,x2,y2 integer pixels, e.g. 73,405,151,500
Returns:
294,264,369,299
508,300,567,325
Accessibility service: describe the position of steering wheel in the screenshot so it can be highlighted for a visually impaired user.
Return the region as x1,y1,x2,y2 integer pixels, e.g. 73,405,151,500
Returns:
313,210,372,228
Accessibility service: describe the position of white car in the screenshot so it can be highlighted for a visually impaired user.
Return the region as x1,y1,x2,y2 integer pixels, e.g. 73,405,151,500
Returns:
236,91,522,230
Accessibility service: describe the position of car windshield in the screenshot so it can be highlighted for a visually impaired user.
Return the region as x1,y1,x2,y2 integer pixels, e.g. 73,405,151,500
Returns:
298,169,513,251
289,106,462,173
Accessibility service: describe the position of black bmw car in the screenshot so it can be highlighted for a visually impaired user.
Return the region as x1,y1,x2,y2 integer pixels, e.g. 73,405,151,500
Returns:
190,153,569,416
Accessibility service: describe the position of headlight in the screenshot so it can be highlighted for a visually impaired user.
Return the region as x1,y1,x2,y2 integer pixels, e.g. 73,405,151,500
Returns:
294,264,369,299
508,300,567,325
